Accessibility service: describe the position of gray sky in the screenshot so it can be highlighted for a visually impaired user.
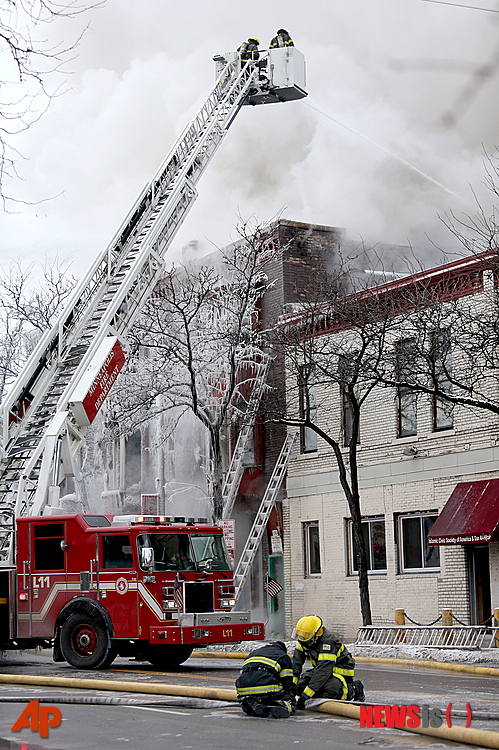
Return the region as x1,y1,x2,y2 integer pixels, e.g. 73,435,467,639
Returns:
2,0,499,279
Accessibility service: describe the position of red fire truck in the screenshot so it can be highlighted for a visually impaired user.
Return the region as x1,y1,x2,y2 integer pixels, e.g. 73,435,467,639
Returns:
1,513,262,669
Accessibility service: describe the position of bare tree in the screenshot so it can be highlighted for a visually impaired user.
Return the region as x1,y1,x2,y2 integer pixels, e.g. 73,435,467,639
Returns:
370,152,499,418
0,256,76,399
111,219,280,522
1,0,102,204
269,266,406,626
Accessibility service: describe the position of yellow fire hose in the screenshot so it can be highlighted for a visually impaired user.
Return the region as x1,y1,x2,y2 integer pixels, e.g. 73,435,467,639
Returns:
1,672,499,748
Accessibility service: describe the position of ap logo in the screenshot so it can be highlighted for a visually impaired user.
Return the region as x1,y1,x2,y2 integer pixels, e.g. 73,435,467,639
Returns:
11,700,62,738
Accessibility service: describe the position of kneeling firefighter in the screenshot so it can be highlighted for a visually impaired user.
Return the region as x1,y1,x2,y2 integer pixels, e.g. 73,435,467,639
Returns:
293,615,365,709
235,641,296,718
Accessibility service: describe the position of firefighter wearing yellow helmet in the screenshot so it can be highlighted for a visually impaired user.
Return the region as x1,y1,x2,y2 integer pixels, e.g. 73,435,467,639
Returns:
293,616,365,708
237,37,260,68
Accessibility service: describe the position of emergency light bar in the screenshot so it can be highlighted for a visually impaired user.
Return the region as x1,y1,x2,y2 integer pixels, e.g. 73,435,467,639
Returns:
111,515,210,526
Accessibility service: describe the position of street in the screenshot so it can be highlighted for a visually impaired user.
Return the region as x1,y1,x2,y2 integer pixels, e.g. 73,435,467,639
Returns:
1,650,499,749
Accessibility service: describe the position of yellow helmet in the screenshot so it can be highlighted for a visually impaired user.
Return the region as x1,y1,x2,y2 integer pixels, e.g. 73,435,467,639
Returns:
248,37,260,44
295,615,323,644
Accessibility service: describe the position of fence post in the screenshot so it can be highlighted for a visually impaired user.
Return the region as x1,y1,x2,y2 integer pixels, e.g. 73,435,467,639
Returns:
442,609,453,626
395,608,405,643
494,607,499,648
442,608,453,645
395,608,405,625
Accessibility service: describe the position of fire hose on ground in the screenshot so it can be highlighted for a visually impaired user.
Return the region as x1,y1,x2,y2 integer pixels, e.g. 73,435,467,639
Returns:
1,673,499,748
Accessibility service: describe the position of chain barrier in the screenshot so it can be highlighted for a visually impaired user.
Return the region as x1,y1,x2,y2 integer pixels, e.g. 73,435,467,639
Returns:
451,614,470,626
404,613,443,627
402,612,494,627
478,614,494,626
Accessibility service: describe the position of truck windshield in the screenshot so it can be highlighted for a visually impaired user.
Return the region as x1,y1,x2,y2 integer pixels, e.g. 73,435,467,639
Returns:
136,533,231,572
137,533,196,571
190,534,231,571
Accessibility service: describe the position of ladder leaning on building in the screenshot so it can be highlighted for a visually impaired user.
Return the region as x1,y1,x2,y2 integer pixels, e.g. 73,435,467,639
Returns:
232,430,299,605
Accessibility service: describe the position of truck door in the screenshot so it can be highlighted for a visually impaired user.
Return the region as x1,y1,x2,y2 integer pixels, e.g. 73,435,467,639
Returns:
18,520,67,638
99,533,139,638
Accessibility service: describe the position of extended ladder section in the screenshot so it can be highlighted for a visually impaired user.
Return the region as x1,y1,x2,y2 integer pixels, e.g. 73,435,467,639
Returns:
221,355,271,520
0,48,308,563
233,430,298,605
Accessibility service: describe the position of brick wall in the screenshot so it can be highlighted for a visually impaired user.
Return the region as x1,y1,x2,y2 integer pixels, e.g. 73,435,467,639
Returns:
283,279,499,641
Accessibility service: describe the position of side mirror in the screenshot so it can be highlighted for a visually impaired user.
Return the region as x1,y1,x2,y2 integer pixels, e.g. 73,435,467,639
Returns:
141,546,154,571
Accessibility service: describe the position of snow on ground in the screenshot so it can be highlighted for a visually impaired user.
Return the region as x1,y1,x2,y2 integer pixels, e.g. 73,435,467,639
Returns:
349,642,499,667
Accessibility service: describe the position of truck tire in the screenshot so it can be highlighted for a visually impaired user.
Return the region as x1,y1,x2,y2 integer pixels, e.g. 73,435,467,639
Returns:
60,612,111,669
100,644,117,669
145,644,193,669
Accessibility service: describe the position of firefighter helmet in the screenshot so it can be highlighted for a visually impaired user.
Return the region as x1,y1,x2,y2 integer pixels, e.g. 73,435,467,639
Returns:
295,615,323,643
277,29,288,35
248,37,260,44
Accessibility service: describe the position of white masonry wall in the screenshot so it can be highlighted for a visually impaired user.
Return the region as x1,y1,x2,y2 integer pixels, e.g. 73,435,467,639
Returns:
283,283,499,642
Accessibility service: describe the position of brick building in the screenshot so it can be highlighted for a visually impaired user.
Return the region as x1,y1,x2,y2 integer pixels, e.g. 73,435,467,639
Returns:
282,253,499,642
68,218,415,634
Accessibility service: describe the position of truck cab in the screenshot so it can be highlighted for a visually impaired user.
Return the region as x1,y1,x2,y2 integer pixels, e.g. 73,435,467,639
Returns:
7,513,263,669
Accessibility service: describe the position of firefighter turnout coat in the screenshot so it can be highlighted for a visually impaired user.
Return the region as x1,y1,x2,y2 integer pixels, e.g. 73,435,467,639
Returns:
236,642,294,700
270,31,294,48
292,627,355,701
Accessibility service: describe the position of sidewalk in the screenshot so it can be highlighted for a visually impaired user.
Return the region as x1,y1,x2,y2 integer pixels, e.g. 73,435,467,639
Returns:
197,639,499,673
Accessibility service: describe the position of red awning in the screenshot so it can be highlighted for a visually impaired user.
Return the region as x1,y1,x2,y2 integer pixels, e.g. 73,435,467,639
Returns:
428,479,499,546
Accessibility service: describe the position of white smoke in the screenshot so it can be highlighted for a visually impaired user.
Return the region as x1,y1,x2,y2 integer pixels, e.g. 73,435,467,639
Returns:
2,0,499,276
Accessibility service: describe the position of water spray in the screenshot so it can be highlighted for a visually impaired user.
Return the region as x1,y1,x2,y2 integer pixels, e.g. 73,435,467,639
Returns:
304,97,459,198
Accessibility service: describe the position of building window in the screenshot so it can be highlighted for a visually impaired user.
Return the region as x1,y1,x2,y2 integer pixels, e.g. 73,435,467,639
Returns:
396,339,417,437
348,518,386,574
303,521,321,576
431,330,453,431
339,356,358,447
299,366,317,453
233,418,256,468
125,430,142,487
399,514,440,572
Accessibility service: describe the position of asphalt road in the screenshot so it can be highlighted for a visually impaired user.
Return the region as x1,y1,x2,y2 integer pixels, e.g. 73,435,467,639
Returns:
0,650,498,749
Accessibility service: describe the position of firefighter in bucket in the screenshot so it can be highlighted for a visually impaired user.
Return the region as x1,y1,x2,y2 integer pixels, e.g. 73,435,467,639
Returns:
236,641,296,718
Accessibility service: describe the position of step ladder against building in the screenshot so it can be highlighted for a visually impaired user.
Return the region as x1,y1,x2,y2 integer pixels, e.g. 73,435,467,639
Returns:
232,430,299,605
221,354,272,521
355,624,499,650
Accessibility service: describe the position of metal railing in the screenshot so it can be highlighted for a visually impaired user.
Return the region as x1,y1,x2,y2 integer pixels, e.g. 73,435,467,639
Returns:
355,625,499,649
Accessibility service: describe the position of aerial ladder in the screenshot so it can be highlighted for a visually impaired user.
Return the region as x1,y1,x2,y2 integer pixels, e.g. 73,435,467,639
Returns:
0,47,307,565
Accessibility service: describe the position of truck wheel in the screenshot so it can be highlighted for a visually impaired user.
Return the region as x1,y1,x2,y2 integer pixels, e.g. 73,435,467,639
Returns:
100,644,117,669
60,612,111,669
145,644,193,669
